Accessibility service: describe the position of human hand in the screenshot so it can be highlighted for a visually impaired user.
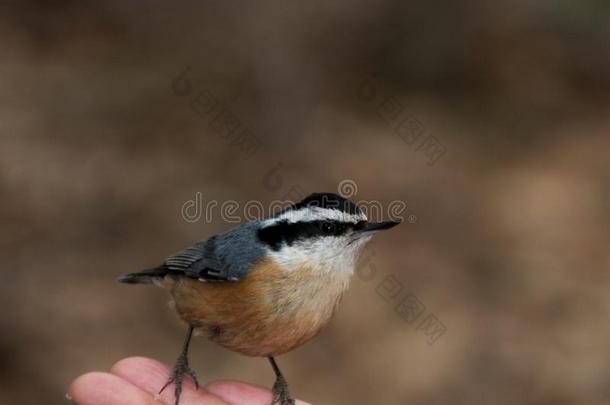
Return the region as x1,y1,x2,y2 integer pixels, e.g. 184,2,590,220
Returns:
68,356,309,405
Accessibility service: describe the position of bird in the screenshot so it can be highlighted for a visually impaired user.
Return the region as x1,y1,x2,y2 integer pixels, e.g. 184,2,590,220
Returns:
118,192,400,405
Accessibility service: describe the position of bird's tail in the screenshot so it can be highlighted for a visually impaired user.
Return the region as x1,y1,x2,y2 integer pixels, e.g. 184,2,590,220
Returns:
117,266,168,285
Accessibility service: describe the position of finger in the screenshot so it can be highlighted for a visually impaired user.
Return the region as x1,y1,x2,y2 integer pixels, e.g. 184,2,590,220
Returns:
110,356,228,405
206,380,311,405
68,371,157,405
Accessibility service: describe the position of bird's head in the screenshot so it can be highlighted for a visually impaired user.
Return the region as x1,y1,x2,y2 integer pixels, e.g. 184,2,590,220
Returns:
258,192,400,274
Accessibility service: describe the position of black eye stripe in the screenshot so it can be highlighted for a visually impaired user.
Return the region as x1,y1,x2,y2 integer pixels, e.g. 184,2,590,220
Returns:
257,220,355,251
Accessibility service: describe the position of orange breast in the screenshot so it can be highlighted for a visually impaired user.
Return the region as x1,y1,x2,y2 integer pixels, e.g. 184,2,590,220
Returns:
164,257,350,357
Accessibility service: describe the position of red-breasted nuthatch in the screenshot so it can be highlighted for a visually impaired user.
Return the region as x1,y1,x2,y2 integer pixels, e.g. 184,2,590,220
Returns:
119,192,400,405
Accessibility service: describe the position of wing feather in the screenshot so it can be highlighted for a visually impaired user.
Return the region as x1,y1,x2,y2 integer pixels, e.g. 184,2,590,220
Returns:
120,222,265,284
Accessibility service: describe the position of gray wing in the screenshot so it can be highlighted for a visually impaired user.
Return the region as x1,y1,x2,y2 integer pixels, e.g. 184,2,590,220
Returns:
164,221,266,282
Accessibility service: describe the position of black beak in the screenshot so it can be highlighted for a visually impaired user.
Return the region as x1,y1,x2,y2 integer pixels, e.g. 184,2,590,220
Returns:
356,220,401,233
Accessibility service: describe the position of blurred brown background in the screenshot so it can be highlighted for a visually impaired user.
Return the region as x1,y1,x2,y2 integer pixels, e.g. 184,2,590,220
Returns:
1,1,609,404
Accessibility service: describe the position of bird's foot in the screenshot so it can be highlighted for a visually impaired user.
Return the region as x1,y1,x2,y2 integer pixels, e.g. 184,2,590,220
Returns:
159,351,199,405
271,375,295,405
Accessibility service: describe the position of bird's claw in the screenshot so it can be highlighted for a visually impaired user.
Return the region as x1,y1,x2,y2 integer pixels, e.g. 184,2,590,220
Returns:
159,353,199,405
271,376,295,405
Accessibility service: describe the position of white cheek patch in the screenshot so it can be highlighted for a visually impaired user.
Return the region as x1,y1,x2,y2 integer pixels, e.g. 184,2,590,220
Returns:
261,205,371,275
268,235,371,275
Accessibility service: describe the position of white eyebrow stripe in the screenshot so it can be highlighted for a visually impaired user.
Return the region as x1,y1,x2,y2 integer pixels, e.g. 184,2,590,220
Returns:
265,207,367,226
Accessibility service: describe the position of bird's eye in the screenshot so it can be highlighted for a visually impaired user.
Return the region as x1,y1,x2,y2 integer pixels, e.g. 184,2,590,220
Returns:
321,222,336,234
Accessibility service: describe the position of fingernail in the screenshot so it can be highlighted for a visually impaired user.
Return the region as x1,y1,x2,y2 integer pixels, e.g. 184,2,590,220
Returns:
65,393,72,401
